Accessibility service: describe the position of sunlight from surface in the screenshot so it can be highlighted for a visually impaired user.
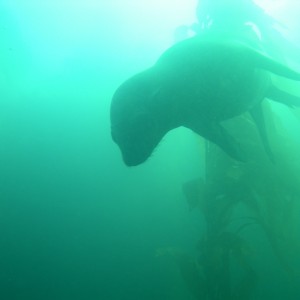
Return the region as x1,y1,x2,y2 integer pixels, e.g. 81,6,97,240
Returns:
255,0,287,14
2,0,198,72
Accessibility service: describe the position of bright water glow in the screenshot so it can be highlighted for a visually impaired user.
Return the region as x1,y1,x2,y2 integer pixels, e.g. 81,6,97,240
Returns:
255,0,287,14
3,0,197,73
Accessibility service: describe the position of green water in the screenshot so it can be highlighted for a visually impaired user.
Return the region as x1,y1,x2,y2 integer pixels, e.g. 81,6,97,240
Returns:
0,1,202,299
1,1,300,299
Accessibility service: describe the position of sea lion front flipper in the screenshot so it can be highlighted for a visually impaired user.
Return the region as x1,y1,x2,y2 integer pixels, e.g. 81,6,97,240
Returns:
267,84,300,108
249,103,275,163
250,48,300,81
187,120,247,161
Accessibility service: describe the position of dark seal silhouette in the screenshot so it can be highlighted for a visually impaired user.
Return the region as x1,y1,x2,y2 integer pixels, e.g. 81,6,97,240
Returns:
111,36,300,166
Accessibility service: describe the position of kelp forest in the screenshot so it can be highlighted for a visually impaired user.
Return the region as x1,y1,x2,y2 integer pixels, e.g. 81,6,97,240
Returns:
156,1,300,299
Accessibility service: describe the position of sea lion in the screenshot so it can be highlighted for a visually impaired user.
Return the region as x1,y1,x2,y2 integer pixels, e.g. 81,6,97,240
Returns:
111,36,300,166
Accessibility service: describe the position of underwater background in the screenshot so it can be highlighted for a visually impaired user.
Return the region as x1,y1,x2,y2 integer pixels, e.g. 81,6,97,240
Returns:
1,1,300,299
